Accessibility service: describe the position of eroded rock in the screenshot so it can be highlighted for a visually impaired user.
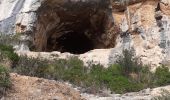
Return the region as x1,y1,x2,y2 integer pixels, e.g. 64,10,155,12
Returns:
0,0,170,68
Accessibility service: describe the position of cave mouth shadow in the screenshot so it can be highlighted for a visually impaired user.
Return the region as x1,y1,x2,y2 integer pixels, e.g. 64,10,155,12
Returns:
34,0,115,54
47,32,94,54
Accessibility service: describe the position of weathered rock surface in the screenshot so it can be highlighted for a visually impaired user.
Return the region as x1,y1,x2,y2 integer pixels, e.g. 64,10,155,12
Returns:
17,48,120,67
0,0,170,68
112,0,170,69
83,85,170,100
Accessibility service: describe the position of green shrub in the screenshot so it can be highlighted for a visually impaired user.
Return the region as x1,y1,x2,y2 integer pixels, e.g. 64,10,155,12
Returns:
62,57,87,85
0,33,20,65
47,59,67,80
0,33,20,46
13,50,170,94
109,76,143,94
0,44,19,63
107,64,123,76
0,44,13,52
138,66,154,87
84,64,106,92
154,66,170,86
14,56,87,84
0,65,11,97
85,64,122,89
83,64,144,93
116,49,142,76
12,55,148,94
13,56,48,76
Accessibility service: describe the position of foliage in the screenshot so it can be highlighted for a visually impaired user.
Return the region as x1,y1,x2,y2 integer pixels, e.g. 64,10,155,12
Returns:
12,55,147,94
138,66,154,87
0,33,20,46
154,66,170,86
109,76,143,93
62,57,87,84
13,56,48,77
0,65,11,97
12,49,170,94
0,44,19,63
116,49,142,76
0,33,21,64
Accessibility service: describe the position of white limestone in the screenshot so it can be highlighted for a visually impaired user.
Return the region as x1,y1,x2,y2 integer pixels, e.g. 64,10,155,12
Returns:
0,0,170,69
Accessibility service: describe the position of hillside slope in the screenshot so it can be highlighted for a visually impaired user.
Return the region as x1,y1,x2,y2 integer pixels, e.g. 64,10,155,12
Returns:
3,73,84,100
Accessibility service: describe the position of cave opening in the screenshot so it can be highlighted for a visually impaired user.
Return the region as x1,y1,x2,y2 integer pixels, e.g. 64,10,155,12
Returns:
34,0,115,54
47,32,94,54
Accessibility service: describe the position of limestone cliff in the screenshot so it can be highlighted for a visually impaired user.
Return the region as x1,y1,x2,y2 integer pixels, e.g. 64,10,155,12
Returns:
0,0,170,69
112,0,170,69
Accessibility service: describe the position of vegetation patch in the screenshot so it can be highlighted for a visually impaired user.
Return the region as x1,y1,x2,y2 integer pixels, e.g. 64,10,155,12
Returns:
12,49,170,94
0,40,168,94
0,44,19,63
0,65,11,98
0,33,20,64
154,66,170,86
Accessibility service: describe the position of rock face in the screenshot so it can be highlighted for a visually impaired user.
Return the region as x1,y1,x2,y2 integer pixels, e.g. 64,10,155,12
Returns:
0,0,116,54
112,0,170,69
0,0,170,68
0,0,40,34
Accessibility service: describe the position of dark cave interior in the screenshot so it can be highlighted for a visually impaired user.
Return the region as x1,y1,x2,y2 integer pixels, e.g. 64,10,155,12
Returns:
47,32,94,54
35,0,114,54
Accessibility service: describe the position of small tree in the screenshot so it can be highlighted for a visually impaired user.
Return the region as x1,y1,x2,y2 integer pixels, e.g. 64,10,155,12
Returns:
116,49,142,76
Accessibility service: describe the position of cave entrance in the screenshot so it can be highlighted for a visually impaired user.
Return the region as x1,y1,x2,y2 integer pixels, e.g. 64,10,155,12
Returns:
47,32,94,54
34,0,115,54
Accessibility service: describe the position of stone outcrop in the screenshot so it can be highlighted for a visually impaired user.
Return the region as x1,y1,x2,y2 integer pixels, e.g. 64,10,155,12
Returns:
0,0,170,68
83,85,170,100
112,0,170,69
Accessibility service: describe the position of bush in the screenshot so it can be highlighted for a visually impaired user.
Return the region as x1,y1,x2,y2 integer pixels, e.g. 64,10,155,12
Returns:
138,66,154,87
14,56,87,83
12,50,170,94
12,54,149,94
0,44,19,63
0,34,20,66
65,62,144,94
84,64,123,92
109,76,143,94
62,57,87,85
13,56,48,77
0,33,20,46
116,49,142,76
44,59,67,80
84,64,106,92
0,65,11,97
154,66,170,86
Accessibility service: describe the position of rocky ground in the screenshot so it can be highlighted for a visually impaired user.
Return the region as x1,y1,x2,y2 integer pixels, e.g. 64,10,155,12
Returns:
1,73,170,100
2,73,84,100
83,86,170,100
